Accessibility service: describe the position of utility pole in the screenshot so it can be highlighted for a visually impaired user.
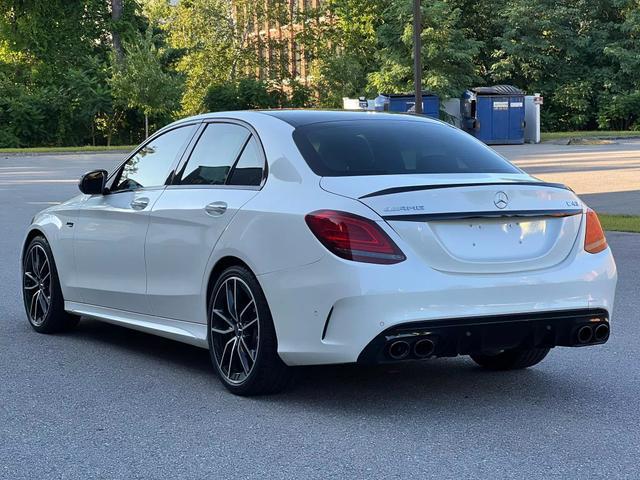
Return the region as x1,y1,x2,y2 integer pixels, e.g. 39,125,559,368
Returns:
413,0,422,114
111,0,125,66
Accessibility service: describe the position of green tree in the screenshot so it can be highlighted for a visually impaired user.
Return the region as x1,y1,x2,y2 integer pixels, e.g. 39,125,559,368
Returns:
491,0,628,130
368,0,482,99
167,0,257,114
0,0,111,77
449,0,507,81
0,0,147,147
300,0,385,107
203,77,289,111
599,0,640,129
110,30,182,137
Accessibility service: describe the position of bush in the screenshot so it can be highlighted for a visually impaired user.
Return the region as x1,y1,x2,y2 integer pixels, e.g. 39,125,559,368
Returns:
597,92,640,131
0,80,48,147
540,81,598,132
203,78,310,112
203,83,242,111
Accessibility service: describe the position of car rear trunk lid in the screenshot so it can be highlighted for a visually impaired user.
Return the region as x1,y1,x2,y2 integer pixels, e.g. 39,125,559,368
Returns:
320,174,584,273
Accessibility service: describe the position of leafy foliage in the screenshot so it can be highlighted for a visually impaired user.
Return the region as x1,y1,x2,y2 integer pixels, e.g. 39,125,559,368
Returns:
165,0,241,114
203,77,310,111
301,0,385,107
1,0,640,147
110,29,182,136
491,0,640,130
369,0,482,98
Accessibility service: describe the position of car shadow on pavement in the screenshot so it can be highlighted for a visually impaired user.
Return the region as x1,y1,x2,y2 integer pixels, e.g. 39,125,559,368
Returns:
282,360,570,414
273,360,603,431
67,318,591,418
70,318,213,375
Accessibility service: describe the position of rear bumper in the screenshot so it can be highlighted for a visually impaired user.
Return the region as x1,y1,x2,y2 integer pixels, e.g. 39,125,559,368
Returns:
258,246,617,366
357,308,610,364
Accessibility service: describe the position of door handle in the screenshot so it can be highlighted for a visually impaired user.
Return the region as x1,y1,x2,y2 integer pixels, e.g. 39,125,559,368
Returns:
205,201,227,216
130,197,150,210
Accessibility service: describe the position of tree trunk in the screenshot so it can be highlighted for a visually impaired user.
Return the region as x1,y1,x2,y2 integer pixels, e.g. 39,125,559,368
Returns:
111,0,124,65
145,114,149,139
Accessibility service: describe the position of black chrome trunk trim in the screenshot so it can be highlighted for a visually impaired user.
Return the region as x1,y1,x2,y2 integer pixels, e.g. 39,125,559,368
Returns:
383,208,583,222
359,181,571,199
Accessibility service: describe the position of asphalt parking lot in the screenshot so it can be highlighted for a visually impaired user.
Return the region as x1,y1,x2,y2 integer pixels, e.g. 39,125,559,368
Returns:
497,140,640,215
1,147,639,479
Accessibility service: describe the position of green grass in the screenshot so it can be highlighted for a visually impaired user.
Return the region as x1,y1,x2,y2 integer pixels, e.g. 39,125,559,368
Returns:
599,214,640,233
541,130,640,142
0,145,135,154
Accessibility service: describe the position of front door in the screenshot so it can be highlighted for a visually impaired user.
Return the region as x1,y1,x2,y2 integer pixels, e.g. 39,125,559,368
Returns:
72,124,197,313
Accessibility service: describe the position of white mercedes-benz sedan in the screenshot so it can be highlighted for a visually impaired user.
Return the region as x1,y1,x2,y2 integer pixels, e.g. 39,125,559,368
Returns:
22,110,617,395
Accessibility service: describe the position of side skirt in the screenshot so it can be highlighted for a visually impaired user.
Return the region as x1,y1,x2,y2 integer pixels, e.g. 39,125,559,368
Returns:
65,301,209,349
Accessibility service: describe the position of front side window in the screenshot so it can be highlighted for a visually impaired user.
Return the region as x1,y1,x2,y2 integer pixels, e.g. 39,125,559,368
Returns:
178,123,264,187
112,125,196,191
292,120,521,177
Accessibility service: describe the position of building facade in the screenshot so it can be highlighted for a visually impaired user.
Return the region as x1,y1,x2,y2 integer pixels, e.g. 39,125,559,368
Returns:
237,0,326,85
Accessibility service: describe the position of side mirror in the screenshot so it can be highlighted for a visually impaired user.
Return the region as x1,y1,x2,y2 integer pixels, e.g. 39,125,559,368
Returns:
79,169,108,195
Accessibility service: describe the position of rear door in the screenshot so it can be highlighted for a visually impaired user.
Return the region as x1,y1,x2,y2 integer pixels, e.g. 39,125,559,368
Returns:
73,124,197,313
145,121,265,323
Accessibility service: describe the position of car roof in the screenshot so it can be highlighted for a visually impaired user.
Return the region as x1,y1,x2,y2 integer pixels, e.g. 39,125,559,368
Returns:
258,109,440,127
164,109,442,131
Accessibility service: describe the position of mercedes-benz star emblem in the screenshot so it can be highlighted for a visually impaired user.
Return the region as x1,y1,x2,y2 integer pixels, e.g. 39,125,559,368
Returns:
494,191,509,209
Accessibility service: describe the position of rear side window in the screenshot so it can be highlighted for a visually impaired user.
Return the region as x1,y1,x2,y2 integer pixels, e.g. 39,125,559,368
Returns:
227,137,264,186
292,120,520,176
179,123,250,185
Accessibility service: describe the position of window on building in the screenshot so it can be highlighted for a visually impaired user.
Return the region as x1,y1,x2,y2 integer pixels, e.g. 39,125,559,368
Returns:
294,44,302,78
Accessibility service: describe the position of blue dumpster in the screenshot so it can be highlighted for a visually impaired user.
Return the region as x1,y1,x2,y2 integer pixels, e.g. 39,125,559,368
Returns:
376,92,440,119
461,85,525,145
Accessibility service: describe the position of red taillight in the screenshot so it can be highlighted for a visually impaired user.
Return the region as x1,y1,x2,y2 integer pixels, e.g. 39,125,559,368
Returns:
584,208,608,254
305,210,406,264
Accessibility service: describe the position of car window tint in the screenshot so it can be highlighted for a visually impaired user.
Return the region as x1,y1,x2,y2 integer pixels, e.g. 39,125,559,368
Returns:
227,136,264,186
292,120,521,176
180,123,250,185
113,125,195,191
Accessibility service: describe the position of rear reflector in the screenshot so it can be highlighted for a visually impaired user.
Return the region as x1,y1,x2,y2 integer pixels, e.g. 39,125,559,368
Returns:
584,209,608,254
305,210,406,264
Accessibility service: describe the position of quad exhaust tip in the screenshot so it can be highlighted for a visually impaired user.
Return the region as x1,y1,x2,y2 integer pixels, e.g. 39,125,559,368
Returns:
577,323,610,344
577,325,593,344
388,340,410,360
413,338,436,358
594,324,610,342
387,338,437,360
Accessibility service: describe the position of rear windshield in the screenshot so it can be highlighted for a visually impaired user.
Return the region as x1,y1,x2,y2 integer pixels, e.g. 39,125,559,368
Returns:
292,120,521,176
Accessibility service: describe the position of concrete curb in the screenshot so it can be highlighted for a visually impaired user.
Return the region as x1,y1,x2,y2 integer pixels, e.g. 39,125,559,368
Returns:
543,135,640,145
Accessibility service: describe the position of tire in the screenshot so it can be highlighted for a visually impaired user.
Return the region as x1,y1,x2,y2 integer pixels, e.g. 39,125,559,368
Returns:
470,347,551,370
207,265,292,396
22,236,80,334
